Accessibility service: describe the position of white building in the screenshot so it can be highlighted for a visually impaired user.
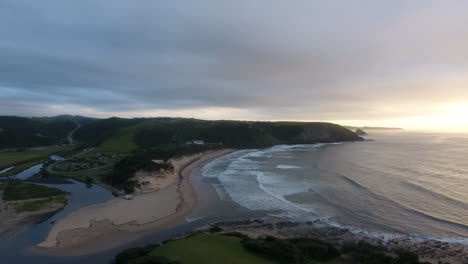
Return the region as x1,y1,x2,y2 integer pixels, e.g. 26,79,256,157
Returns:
186,140,205,145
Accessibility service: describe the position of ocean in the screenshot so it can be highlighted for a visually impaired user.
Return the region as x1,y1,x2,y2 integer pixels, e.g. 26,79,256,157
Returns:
201,131,468,243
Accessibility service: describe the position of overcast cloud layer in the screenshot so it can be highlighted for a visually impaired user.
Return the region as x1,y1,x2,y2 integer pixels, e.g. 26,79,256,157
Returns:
1,1,468,129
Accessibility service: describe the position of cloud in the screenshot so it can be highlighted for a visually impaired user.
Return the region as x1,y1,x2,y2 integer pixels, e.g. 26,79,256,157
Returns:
1,0,468,129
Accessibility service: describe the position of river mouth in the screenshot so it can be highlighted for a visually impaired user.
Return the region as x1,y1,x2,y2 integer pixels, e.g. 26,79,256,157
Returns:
0,152,257,264
0,156,115,264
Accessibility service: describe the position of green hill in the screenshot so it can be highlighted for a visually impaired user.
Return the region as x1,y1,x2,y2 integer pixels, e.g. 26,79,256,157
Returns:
151,233,276,264
73,117,143,147
0,116,77,149
75,118,362,151
97,124,140,153
1,116,361,151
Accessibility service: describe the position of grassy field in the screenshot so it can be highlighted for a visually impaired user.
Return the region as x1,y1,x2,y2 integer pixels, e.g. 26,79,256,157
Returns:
16,196,67,211
0,147,67,170
97,125,139,153
2,182,67,201
151,233,277,264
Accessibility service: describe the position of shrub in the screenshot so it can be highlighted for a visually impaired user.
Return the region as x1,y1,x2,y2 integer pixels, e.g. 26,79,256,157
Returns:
114,245,157,264
208,225,223,233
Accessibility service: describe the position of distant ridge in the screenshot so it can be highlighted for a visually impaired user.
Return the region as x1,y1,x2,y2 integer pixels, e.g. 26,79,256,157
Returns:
1,115,364,149
345,126,403,131
38,115,99,123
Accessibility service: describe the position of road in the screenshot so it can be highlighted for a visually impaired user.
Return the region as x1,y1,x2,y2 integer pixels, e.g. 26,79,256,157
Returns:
67,120,81,145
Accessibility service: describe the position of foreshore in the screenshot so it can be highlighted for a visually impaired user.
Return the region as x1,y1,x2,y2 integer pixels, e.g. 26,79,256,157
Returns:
37,149,235,255
196,218,468,264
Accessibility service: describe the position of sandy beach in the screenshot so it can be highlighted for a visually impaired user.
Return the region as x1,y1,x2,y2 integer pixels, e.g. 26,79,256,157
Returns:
37,149,235,254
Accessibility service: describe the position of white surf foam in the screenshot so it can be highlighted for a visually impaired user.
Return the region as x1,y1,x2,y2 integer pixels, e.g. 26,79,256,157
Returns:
201,150,248,178
276,165,302,170
256,171,312,212
434,236,468,246
203,143,341,217
212,183,232,201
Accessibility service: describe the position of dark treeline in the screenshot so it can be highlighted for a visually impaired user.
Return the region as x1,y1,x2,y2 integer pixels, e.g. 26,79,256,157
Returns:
114,245,179,264
103,145,220,193
239,235,425,264
0,116,77,148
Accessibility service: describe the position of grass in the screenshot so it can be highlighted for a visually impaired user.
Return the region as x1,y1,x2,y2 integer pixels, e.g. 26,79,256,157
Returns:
2,182,67,201
97,125,139,153
150,233,277,264
16,196,67,211
0,146,68,172
48,165,111,182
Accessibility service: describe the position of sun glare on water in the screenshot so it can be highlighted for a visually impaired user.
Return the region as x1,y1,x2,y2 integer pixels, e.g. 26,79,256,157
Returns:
402,103,468,132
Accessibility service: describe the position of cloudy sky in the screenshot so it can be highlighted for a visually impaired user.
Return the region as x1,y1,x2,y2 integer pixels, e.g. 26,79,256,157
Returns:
1,1,468,131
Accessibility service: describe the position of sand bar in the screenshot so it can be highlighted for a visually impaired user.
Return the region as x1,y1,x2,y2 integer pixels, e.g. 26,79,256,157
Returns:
37,149,235,254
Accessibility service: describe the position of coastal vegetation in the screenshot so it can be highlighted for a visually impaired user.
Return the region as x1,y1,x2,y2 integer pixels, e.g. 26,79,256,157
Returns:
14,196,67,212
1,181,68,212
102,151,174,193
131,119,362,148
2,181,66,201
115,233,275,264
114,233,427,264
74,118,362,150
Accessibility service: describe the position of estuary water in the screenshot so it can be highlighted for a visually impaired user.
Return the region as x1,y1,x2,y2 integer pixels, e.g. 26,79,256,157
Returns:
201,131,468,243
0,158,115,264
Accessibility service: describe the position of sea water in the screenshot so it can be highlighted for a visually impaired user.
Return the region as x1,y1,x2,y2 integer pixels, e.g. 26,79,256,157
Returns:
201,131,468,244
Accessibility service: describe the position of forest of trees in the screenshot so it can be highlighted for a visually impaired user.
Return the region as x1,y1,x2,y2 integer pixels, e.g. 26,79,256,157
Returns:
74,117,362,150
0,116,77,148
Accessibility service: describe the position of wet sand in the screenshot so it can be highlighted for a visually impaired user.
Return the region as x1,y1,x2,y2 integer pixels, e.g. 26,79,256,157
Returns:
37,149,235,255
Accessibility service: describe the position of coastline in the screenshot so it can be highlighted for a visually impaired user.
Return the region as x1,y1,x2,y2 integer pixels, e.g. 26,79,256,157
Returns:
29,143,468,263
36,149,236,255
196,218,468,264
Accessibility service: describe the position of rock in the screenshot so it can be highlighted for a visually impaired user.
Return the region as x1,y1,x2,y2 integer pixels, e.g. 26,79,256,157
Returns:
355,128,368,136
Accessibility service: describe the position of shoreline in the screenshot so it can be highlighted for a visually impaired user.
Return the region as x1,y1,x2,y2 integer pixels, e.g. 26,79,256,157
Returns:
30,144,468,263
196,218,468,264
36,149,236,255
